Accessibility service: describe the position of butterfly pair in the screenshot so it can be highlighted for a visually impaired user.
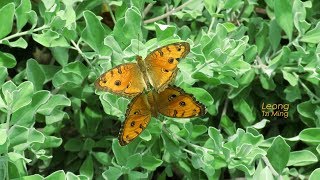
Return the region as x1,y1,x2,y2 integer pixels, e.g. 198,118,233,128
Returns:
95,42,206,146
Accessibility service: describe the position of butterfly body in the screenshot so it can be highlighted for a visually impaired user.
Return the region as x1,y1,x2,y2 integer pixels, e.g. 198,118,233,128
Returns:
118,86,206,146
95,42,190,97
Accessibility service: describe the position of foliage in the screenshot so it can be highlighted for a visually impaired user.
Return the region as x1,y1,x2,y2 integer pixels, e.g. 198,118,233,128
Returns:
0,0,320,179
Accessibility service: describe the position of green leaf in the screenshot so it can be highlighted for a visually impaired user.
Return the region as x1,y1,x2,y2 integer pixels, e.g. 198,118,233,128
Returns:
79,155,93,179
292,0,310,35
100,94,129,118
65,172,84,180
51,47,69,66
300,22,320,44
2,81,16,105
0,3,15,39
183,87,213,107
284,86,301,102
139,129,151,142
20,174,44,180
297,101,317,120
266,136,290,174
33,136,62,149
259,74,276,90
12,81,34,113
28,128,45,144
122,7,142,41
112,139,129,166
82,138,95,151
208,127,223,151
0,52,16,68
113,6,142,45
11,90,50,126
37,94,71,115
26,59,45,91
64,138,83,152
233,98,255,123
204,0,217,16
8,125,29,148
92,152,111,166
222,22,237,32
220,115,236,135
102,166,122,180
45,170,66,180
224,0,242,9
299,128,320,145
81,10,111,55
8,152,31,163
52,61,90,89
310,168,320,180
269,19,281,51
0,66,7,86
128,171,148,179
282,70,298,86
141,155,163,171
126,154,142,170
155,23,176,41
0,129,7,145
251,119,270,130
287,150,318,166
229,160,255,175
2,37,28,48
16,0,32,31
161,131,182,159
33,30,69,47
191,125,207,139
254,166,274,180
274,0,293,40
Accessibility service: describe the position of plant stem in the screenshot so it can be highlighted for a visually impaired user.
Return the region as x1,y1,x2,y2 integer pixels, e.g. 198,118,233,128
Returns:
5,107,11,180
166,3,170,24
162,124,214,154
207,5,221,33
221,98,229,116
295,73,320,102
104,1,116,24
262,156,281,178
191,59,216,76
0,25,48,44
143,2,156,17
71,40,93,68
144,0,194,24
208,18,215,34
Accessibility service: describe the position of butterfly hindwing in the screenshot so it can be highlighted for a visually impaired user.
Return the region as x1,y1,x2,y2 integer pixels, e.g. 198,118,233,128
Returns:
118,86,206,146
95,63,146,98
145,42,190,92
118,93,153,146
155,86,206,118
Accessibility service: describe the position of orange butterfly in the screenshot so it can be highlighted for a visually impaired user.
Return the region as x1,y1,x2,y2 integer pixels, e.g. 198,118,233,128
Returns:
118,86,206,146
95,42,190,97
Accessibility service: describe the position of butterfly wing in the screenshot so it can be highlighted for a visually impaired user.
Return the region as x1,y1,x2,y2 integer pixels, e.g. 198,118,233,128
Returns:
118,93,153,146
95,63,146,98
144,42,190,92
155,86,206,118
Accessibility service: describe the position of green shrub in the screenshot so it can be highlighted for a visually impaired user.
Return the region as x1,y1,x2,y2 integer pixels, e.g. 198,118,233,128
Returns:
0,0,319,179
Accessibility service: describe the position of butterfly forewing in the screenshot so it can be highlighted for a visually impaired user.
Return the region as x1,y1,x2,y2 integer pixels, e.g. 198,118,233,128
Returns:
95,42,190,97
95,63,146,98
144,42,190,92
